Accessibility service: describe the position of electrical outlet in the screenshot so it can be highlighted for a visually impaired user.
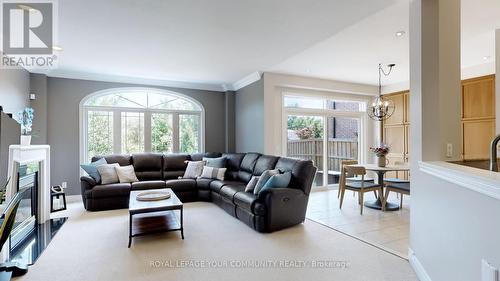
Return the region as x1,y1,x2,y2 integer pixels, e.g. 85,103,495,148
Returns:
482,259,499,281
446,143,453,158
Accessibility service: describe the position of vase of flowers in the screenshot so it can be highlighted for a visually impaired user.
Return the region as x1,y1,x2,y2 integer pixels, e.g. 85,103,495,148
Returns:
370,144,390,167
15,107,34,146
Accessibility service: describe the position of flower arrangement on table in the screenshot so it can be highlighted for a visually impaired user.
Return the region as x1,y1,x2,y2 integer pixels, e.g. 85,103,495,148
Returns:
369,144,390,157
370,144,390,167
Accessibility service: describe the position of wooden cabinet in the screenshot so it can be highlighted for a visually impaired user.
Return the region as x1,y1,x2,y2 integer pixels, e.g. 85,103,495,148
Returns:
383,91,410,179
461,75,496,160
383,75,496,164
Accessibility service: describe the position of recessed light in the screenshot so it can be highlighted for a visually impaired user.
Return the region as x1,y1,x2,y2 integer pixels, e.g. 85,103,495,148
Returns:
52,46,63,51
483,56,491,60
395,31,406,37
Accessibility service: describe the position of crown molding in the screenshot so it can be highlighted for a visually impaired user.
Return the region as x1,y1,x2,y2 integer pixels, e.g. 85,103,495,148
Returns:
229,71,262,91
34,70,227,92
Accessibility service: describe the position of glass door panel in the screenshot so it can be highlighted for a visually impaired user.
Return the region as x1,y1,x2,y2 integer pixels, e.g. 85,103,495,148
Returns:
121,112,145,154
326,117,360,185
151,113,174,153
86,110,113,161
286,115,324,187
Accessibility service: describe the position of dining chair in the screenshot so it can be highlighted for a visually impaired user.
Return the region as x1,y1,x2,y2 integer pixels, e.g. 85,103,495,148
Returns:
339,165,383,215
384,161,410,184
382,182,410,211
337,160,377,199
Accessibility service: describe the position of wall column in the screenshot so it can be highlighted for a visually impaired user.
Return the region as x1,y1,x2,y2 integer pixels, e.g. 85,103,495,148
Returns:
225,91,235,153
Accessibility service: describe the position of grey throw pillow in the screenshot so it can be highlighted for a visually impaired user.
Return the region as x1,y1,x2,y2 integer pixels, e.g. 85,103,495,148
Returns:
115,165,139,183
253,169,280,195
203,157,226,168
80,158,107,183
245,176,260,193
259,172,292,194
97,163,120,185
200,166,227,181
183,161,205,179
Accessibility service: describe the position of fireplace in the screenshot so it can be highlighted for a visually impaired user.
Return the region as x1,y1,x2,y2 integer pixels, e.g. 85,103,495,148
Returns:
10,169,38,251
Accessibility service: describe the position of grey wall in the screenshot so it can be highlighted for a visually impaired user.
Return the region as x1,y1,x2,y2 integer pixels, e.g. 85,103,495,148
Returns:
30,74,48,144
0,68,29,114
39,76,226,195
235,79,264,153
225,91,235,153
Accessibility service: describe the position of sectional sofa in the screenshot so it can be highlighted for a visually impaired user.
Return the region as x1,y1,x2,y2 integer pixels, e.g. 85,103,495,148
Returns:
80,152,317,233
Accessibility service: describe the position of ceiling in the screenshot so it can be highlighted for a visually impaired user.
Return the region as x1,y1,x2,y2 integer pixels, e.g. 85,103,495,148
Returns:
29,0,500,91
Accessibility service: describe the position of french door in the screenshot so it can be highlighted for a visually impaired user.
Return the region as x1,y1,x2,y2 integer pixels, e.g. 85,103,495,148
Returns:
285,113,362,189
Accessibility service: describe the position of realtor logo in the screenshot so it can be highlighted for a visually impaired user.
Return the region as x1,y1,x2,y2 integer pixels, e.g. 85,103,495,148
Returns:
1,0,58,68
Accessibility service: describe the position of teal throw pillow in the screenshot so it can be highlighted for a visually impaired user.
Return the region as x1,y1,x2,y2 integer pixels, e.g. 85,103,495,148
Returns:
203,157,226,168
80,158,108,183
259,172,292,194
253,169,280,195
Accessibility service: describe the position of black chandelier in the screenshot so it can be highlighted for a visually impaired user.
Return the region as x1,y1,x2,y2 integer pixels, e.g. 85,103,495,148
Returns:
367,63,396,121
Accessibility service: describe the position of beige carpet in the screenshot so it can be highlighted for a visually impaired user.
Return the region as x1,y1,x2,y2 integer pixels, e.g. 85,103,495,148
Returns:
15,201,417,281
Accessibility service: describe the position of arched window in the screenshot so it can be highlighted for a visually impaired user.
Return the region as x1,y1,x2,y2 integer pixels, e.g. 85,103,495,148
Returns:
80,88,204,161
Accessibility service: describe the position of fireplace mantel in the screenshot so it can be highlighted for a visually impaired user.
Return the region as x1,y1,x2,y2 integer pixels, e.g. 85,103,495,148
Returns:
7,145,51,224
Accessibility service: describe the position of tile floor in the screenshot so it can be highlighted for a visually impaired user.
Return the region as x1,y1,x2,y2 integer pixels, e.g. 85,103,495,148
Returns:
306,188,410,258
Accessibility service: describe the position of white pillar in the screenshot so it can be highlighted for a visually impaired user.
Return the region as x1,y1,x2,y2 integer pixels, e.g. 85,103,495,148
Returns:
496,29,500,134
409,0,461,164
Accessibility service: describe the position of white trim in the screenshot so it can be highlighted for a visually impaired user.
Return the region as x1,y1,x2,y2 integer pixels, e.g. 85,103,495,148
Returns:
230,71,262,91
79,87,205,167
45,72,225,92
408,248,432,281
419,161,500,201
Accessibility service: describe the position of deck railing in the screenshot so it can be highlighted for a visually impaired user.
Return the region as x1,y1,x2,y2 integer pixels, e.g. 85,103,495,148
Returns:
287,138,358,172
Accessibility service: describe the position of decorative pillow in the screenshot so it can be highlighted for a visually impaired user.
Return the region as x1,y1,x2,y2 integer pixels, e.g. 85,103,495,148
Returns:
203,157,226,168
97,163,120,185
115,165,139,183
253,169,280,195
182,161,205,179
80,158,108,183
200,166,227,181
245,176,260,193
259,172,292,194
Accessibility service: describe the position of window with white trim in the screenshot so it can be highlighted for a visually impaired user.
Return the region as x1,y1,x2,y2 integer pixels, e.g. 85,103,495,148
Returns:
81,89,203,161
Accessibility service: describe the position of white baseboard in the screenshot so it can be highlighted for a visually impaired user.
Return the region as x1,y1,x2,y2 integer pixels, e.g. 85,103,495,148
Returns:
408,248,432,281
66,195,82,203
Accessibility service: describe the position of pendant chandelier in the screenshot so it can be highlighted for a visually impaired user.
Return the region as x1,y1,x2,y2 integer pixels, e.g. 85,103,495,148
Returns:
367,63,396,121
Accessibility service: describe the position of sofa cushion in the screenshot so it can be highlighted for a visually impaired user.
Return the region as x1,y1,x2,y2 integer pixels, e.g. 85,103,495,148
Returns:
220,185,245,201
210,180,245,193
190,152,222,161
86,183,131,199
253,155,279,176
238,153,261,183
234,192,266,216
166,179,196,192
253,169,280,195
131,180,166,191
275,157,316,195
203,157,226,168
92,155,132,166
163,154,189,179
132,153,163,180
222,153,245,180
182,161,205,179
196,178,215,190
115,165,139,183
80,158,107,183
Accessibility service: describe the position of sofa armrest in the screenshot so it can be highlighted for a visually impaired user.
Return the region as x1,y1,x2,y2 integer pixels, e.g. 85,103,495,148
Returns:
257,187,309,232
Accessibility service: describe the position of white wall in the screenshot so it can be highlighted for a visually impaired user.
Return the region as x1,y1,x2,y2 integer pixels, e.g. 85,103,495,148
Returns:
262,72,379,157
0,68,29,114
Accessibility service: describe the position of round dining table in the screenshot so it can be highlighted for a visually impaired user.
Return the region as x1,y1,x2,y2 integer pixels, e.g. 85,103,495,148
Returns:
351,164,410,211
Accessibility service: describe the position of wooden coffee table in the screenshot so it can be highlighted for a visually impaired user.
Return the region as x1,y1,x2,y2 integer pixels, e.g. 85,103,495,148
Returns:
128,188,184,248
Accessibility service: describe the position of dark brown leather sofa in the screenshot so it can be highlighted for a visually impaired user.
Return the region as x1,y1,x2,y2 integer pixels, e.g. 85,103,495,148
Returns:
80,152,317,233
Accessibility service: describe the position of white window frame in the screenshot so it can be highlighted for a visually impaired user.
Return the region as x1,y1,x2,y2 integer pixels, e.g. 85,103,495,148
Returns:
79,87,205,165
282,92,369,189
